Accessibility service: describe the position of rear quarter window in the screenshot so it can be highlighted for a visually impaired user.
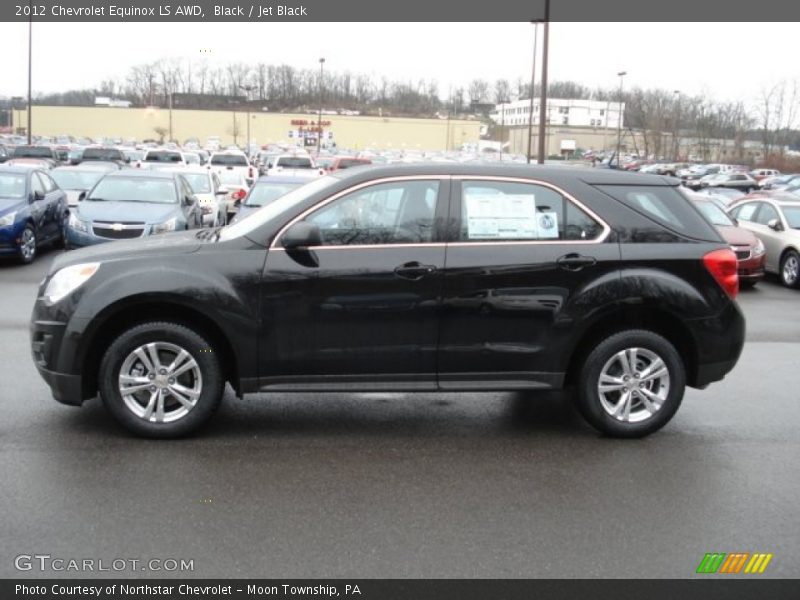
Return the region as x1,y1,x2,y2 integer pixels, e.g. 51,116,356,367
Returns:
595,184,722,241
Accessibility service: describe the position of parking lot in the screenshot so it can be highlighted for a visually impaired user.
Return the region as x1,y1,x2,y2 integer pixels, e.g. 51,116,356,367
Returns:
1,247,799,579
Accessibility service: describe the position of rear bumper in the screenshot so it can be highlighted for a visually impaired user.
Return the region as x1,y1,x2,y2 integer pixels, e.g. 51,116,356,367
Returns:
690,301,746,388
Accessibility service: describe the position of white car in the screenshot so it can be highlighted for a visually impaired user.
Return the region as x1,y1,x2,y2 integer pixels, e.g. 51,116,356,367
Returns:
164,167,228,227
216,169,251,220
267,154,325,179
141,149,189,170
208,151,255,187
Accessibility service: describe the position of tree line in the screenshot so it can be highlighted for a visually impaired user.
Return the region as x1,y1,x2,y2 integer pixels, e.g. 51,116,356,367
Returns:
7,58,800,158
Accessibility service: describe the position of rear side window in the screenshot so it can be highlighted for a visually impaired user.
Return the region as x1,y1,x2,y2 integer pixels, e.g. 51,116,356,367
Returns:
459,180,604,242
596,185,720,241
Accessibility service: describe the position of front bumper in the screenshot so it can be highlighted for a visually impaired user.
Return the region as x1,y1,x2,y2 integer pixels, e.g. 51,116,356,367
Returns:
30,318,85,405
738,254,766,281
0,222,25,255
65,226,112,248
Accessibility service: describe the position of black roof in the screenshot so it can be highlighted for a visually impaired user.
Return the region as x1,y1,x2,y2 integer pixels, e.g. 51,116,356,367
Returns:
329,163,678,187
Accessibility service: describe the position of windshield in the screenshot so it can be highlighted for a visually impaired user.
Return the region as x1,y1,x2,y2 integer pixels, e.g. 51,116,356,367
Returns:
51,170,106,190
694,200,734,227
145,151,183,163
211,154,248,166
13,146,51,158
220,175,337,241
182,173,212,194
0,173,27,198
784,206,800,229
245,181,304,207
276,156,313,169
87,177,177,204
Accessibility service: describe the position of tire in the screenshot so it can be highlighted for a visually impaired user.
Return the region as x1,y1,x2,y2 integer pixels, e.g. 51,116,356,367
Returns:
575,330,686,438
17,224,37,264
98,322,224,438
779,250,800,289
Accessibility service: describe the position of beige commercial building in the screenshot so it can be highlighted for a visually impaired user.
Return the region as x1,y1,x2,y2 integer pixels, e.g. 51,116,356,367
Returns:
10,105,481,152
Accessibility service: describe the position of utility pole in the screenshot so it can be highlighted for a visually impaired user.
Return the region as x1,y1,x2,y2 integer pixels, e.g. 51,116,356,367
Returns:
317,58,325,154
240,83,257,155
27,0,33,144
526,21,539,164
616,71,627,168
536,0,550,164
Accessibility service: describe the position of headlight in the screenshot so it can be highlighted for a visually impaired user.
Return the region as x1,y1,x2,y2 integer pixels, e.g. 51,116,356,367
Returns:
0,211,16,227
43,262,100,305
152,217,177,234
753,238,766,256
67,211,88,233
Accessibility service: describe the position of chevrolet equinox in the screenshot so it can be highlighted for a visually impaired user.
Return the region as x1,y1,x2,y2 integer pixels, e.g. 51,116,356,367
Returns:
31,165,745,438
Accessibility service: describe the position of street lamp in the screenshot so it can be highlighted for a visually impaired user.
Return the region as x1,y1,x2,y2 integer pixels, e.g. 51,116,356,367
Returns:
499,98,508,161
673,89,681,161
27,0,33,144
526,20,540,164
239,83,257,154
317,58,325,154
536,0,550,164
615,71,627,168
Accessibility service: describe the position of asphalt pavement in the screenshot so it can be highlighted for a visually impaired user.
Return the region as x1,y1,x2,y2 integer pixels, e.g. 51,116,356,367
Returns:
1,248,798,578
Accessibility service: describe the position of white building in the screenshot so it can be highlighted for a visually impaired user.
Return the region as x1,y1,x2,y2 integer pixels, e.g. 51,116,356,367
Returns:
491,97,624,130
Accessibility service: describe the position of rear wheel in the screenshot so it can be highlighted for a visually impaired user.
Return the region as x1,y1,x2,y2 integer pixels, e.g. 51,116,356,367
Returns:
575,330,685,438
780,250,800,288
99,322,224,438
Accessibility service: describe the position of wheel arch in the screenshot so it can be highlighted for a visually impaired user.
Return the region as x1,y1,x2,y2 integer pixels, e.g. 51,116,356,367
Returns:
563,306,699,389
79,297,240,400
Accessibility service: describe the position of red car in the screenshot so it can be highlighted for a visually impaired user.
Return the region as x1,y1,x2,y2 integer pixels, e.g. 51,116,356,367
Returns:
690,195,766,288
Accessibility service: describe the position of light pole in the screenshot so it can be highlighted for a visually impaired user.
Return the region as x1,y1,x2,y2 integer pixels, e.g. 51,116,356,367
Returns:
499,99,507,161
27,0,33,144
536,0,550,164
615,71,627,168
673,89,681,161
526,20,539,164
317,58,325,154
239,83,256,154
168,91,173,143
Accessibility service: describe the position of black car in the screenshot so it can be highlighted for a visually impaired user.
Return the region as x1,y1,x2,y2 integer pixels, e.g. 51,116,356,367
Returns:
30,165,745,438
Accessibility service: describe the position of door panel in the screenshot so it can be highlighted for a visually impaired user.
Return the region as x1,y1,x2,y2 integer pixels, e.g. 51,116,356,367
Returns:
258,178,449,389
438,178,620,389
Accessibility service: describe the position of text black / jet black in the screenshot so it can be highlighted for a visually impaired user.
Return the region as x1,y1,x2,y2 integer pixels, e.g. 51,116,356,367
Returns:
31,164,745,438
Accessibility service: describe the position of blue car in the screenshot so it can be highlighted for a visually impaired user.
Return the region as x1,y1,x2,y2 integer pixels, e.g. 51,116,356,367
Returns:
229,176,309,224
0,167,67,263
66,170,204,248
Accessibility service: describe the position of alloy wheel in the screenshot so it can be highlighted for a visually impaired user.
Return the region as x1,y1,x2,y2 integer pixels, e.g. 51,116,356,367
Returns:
597,347,670,423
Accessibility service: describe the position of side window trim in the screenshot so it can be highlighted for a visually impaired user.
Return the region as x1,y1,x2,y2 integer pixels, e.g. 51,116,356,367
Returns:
448,176,610,245
271,176,450,250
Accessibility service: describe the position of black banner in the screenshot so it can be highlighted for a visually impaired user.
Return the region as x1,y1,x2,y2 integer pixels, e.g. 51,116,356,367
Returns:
4,580,800,600
4,0,800,22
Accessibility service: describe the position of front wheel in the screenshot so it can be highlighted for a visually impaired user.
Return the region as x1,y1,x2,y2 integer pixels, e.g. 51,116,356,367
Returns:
98,322,224,438
17,224,37,264
575,330,686,438
780,250,800,288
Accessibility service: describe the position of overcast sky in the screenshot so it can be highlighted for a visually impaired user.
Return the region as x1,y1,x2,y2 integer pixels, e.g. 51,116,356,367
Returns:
0,21,794,105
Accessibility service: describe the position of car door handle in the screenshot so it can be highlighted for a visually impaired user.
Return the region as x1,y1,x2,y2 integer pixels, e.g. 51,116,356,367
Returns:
556,253,597,271
394,262,437,280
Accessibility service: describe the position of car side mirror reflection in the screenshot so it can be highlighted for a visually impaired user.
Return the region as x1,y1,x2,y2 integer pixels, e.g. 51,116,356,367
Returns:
281,221,322,250
767,218,783,231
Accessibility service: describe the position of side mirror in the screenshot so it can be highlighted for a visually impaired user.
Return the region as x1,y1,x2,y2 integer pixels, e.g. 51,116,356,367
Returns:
125,157,131,164
215,190,227,196
281,221,322,250
32,190,45,202
183,195,196,206
78,191,86,202
767,218,783,232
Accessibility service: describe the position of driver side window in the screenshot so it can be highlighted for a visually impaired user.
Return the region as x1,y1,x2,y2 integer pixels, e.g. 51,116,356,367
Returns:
306,180,440,246
755,203,779,226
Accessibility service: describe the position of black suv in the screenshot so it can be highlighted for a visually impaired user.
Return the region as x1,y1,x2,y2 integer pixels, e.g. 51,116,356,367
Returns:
30,165,745,438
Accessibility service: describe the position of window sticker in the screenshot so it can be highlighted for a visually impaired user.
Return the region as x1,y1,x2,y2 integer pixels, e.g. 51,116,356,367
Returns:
465,193,539,239
536,211,559,239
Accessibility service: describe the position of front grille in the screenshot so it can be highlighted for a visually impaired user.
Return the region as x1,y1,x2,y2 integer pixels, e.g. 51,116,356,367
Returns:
732,246,751,261
92,221,145,239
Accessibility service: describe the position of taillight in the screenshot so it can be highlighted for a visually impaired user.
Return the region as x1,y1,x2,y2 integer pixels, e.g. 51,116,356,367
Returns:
703,248,739,299
231,189,246,201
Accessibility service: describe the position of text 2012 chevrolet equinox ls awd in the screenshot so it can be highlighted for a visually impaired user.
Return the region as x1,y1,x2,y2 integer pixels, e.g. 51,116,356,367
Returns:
31,165,745,438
